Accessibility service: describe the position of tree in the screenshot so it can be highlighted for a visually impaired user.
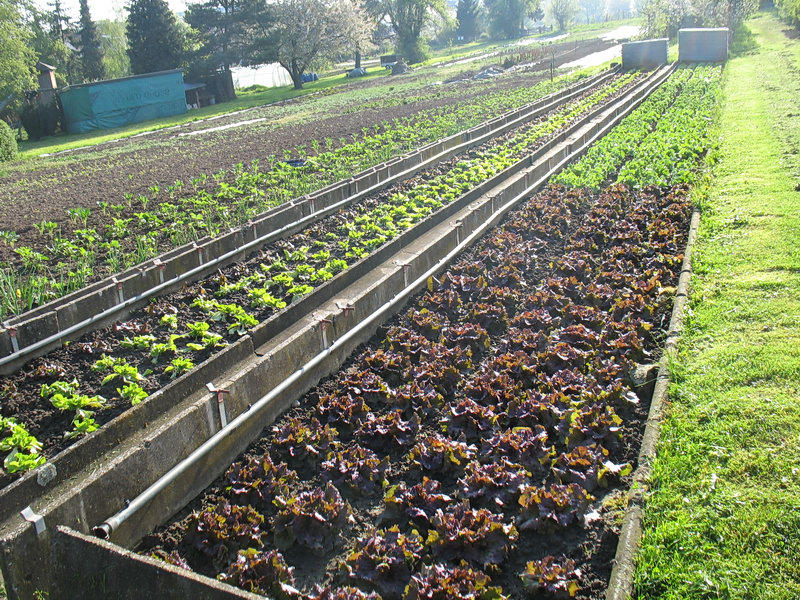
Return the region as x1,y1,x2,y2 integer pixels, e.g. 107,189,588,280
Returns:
777,0,800,27
605,0,631,19
351,0,378,69
27,4,79,84
377,0,451,63
485,0,538,38
639,0,755,36
578,0,604,22
126,0,186,74
185,0,246,73
97,20,131,79
78,0,105,81
0,0,37,112
242,0,371,89
456,0,483,41
49,0,70,41
547,0,576,30
701,0,758,33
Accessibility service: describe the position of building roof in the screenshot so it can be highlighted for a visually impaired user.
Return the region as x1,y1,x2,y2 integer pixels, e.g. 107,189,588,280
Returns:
62,69,183,91
37,62,56,72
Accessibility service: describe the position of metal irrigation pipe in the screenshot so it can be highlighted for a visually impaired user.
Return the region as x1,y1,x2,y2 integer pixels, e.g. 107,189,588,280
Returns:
0,69,616,370
93,146,542,540
93,64,672,540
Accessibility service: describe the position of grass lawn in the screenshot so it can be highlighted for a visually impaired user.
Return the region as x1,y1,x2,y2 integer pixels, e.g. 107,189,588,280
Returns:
633,11,800,600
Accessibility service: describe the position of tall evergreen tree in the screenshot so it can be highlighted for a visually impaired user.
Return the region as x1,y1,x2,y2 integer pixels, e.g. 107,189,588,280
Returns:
126,0,185,74
78,0,106,81
456,0,482,41
185,0,244,72
485,0,538,38
49,0,69,41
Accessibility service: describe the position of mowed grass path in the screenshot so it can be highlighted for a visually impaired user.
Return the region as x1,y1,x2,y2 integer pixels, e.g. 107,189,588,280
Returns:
634,13,800,600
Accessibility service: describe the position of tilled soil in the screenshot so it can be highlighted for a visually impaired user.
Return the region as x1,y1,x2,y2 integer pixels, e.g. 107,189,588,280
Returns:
0,68,639,320
0,74,640,489
137,183,691,599
0,39,614,241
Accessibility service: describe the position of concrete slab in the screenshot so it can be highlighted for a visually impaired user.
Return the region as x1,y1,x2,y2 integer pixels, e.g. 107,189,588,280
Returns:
679,27,729,62
622,39,669,69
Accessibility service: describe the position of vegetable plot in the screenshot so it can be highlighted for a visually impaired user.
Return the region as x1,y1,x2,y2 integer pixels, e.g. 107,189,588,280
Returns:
554,65,722,189
139,181,693,599
0,71,604,320
0,74,642,484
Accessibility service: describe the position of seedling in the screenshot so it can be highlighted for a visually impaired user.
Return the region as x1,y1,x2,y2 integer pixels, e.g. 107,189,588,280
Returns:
65,412,98,439
34,221,59,239
187,321,211,339
95,359,142,386
118,382,148,406
165,357,195,379
1,417,45,473
160,314,178,329
287,285,313,300
0,230,19,246
248,288,287,310
120,335,157,350
150,334,183,363
49,392,106,412
186,333,225,352
15,247,49,272
66,207,91,227
40,380,79,399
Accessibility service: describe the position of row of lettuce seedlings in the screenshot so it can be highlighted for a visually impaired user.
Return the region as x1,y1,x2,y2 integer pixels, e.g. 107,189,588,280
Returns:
138,180,692,600
0,73,643,484
134,63,725,599
1,70,605,319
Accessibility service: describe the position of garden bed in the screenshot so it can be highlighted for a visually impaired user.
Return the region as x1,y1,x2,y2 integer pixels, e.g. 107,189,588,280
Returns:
0,69,618,320
0,49,617,320
0,73,644,487
137,181,693,600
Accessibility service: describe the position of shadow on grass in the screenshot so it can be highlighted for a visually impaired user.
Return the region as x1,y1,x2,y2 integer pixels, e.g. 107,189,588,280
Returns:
731,23,759,56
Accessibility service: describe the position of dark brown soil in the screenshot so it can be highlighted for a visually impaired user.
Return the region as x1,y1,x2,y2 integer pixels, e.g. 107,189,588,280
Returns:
0,74,641,488
137,183,687,599
0,38,614,243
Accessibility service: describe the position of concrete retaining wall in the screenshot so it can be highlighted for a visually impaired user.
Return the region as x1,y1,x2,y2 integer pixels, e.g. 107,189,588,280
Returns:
679,28,729,62
622,39,669,69
53,527,260,599
0,70,618,535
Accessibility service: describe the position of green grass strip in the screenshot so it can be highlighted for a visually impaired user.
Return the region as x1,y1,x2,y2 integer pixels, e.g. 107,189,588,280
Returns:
633,12,800,600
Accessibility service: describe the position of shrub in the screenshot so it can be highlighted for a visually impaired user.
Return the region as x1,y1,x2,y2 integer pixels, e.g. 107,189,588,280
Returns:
0,121,17,163
21,98,60,141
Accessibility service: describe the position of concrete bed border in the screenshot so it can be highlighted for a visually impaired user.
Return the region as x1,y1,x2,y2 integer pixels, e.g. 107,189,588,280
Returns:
2,65,674,600
0,66,642,529
0,69,617,372
605,208,701,600
48,199,699,600
0,65,675,599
